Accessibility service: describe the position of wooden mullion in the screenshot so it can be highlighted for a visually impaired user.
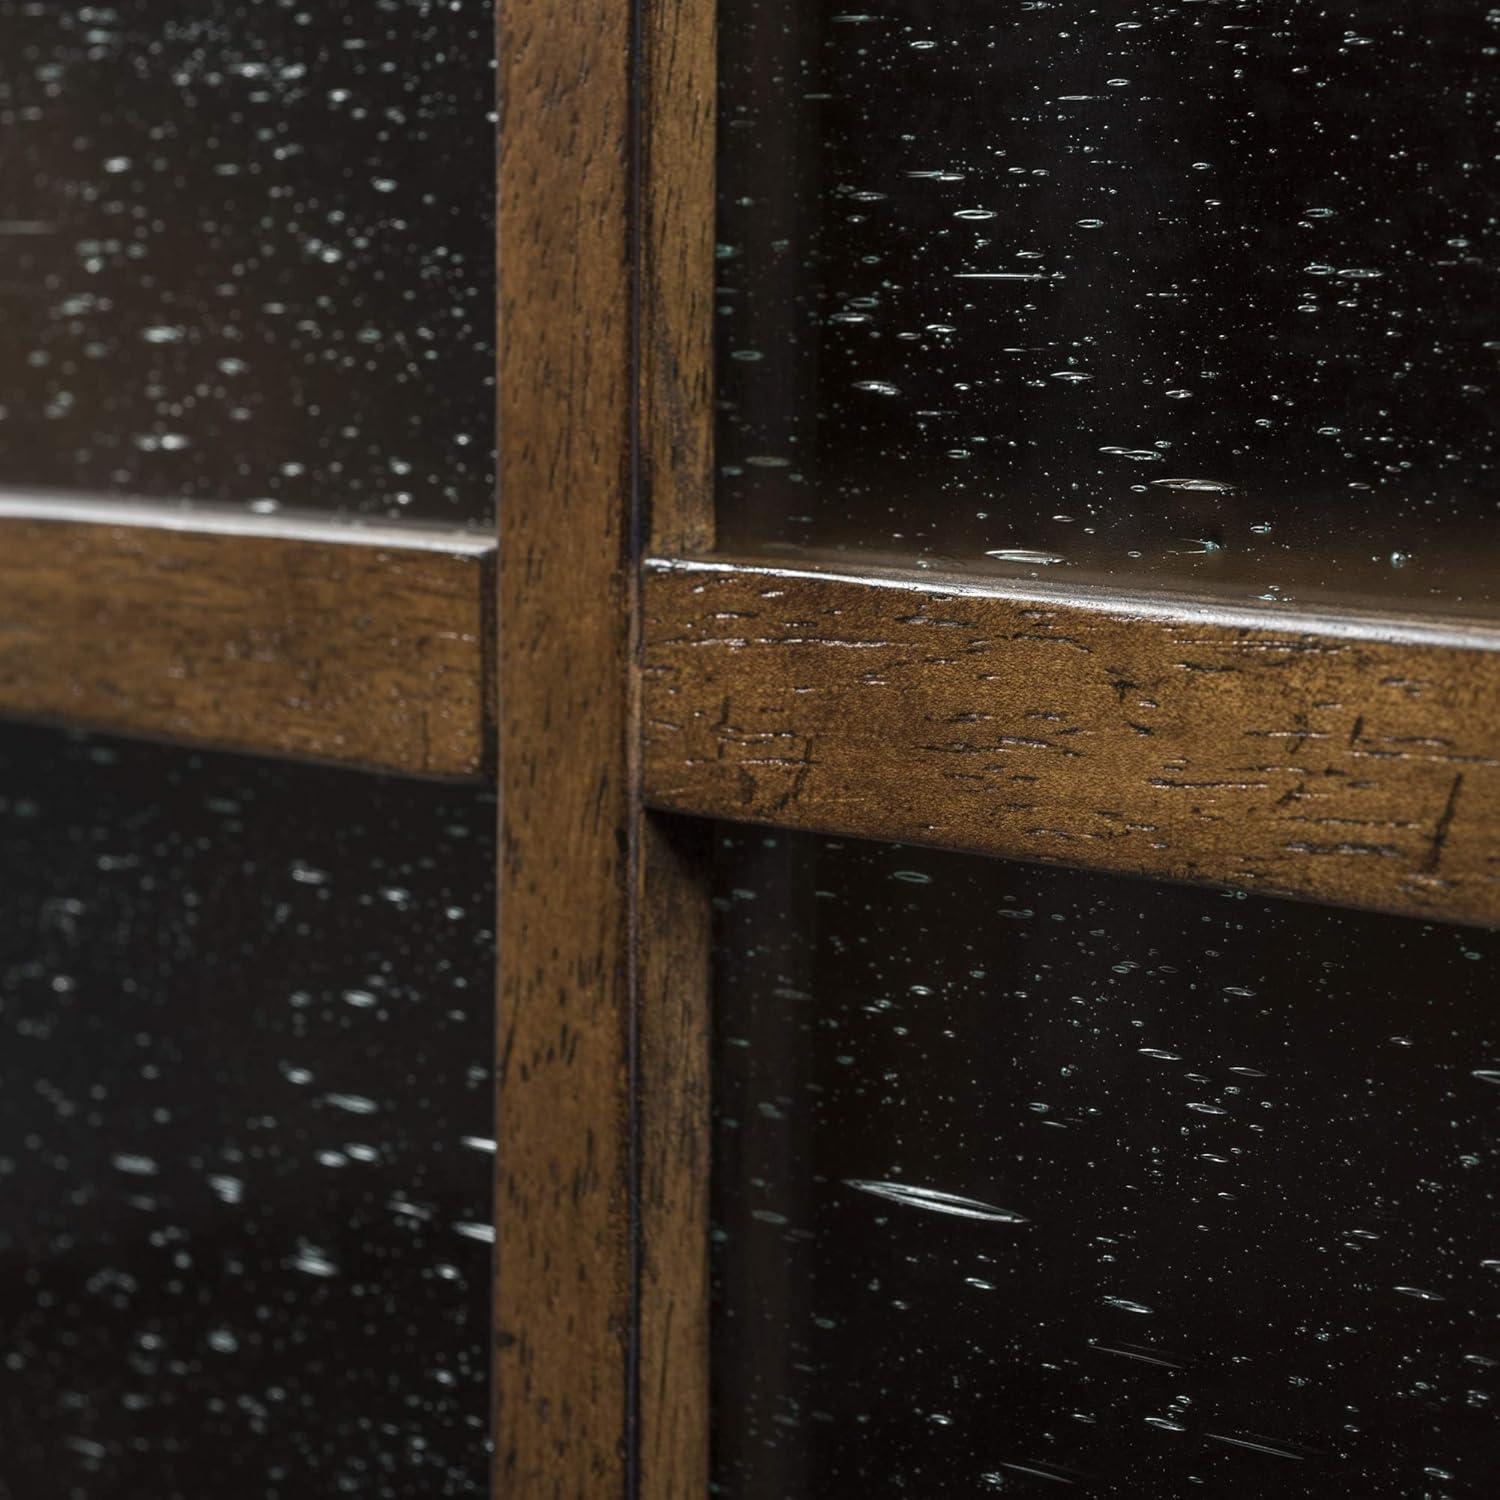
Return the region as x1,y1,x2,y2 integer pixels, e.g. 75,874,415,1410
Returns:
633,813,713,1498
639,0,718,560
495,0,640,1495
0,497,492,777
641,555,1500,928
635,2,719,1496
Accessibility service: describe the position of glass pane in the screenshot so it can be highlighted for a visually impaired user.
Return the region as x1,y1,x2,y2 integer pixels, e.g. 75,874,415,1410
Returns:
0,1,494,527
0,724,494,1496
717,3,1499,607
712,828,1498,1494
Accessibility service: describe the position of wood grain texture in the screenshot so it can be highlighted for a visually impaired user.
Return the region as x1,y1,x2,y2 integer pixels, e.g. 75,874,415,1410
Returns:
643,558,1500,927
640,0,717,556
496,0,635,1493
636,3,717,1497
0,511,491,776
636,815,712,1500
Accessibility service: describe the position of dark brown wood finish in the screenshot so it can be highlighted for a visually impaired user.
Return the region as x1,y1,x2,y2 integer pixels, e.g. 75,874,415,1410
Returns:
496,0,637,1493
0,502,492,777
636,2,718,1497
642,557,1500,927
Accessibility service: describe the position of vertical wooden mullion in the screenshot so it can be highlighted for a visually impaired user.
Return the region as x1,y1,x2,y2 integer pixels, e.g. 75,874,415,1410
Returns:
633,814,714,1496
498,0,718,1493
639,0,718,559
636,0,718,1496
497,0,637,1493
498,0,717,1489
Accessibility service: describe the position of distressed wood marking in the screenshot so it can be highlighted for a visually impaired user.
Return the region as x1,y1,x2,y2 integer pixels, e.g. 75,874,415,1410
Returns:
643,560,1500,926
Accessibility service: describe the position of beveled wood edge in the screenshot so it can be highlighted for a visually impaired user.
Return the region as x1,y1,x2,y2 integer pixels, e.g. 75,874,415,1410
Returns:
647,553,1500,654
642,554,1500,928
0,489,496,554
0,502,494,779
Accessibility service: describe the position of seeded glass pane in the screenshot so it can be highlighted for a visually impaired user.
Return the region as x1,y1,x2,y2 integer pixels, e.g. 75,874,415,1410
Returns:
0,1,494,525
712,828,1498,1494
717,3,1499,606
0,725,494,1497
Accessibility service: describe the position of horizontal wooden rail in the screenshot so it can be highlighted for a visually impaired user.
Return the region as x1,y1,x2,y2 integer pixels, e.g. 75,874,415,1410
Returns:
642,556,1500,927
0,496,493,777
